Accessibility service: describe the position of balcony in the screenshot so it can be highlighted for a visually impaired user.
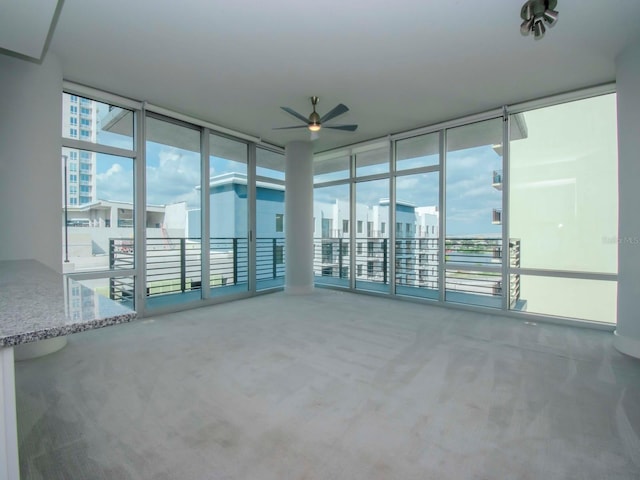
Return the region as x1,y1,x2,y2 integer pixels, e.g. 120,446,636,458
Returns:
107,236,522,310
492,170,503,191
108,237,285,302
492,208,502,225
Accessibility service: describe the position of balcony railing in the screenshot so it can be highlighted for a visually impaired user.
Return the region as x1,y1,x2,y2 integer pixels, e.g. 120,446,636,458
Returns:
108,235,521,308
109,237,285,299
313,236,521,307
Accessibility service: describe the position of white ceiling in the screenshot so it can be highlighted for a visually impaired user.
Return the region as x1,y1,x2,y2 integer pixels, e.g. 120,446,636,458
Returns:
17,0,640,151
0,0,59,60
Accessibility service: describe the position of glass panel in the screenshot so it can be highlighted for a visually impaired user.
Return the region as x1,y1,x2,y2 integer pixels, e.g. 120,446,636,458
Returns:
256,148,286,290
61,150,134,272
256,147,285,180
396,132,439,171
208,134,249,296
313,184,350,287
395,172,439,299
355,146,389,176
445,269,502,308
509,94,618,274
512,275,616,323
62,93,134,150
145,116,201,308
355,179,389,292
445,118,503,308
314,154,350,183
76,277,135,310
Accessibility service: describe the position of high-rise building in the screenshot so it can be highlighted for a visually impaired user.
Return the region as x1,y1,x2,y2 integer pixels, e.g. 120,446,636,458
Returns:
61,93,97,206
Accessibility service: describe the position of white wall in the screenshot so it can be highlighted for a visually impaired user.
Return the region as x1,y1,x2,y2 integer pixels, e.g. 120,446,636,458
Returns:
615,37,640,358
0,53,62,272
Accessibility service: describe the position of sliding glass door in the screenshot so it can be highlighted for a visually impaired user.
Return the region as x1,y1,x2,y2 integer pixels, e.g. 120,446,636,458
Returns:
145,115,202,308
208,134,249,296
445,118,503,308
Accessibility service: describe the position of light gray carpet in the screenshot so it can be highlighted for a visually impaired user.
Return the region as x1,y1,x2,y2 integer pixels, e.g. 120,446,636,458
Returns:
15,289,640,479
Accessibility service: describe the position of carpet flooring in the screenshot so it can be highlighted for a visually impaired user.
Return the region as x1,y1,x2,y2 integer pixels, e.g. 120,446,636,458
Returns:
15,289,640,479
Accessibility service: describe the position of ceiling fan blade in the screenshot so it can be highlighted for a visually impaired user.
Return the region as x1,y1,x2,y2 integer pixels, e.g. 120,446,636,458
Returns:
273,125,309,130
281,107,309,124
325,124,358,132
320,103,349,123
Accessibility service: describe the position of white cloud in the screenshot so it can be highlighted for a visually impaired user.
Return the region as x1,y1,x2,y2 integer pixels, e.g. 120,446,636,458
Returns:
146,148,201,206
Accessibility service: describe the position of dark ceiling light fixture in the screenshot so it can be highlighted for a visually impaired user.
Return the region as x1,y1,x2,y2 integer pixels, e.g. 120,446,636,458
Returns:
520,0,559,39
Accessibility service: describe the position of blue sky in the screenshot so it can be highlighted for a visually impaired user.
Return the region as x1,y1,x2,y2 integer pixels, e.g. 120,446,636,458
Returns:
94,111,502,236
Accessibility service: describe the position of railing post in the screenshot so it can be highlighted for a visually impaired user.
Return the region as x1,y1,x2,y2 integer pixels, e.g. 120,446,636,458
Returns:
339,238,343,278
109,239,115,269
109,277,115,300
233,237,238,285
383,238,388,284
180,238,186,292
272,238,277,279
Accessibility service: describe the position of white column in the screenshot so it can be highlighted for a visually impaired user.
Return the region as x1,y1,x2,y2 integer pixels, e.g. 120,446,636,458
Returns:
0,53,62,272
614,38,640,359
285,141,314,294
0,347,19,480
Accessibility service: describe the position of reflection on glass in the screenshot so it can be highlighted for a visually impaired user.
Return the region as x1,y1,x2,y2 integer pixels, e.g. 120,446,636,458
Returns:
445,269,502,308
509,94,618,274
395,172,439,299
145,116,201,308
77,277,135,310
354,179,389,292
355,146,389,176
396,132,439,171
513,275,616,323
209,134,249,295
445,118,503,308
256,148,286,290
62,93,134,150
257,147,286,180
314,184,350,287
61,150,134,272
314,154,350,183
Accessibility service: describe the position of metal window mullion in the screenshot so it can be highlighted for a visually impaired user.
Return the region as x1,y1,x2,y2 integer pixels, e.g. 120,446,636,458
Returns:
201,128,211,299
350,154,356,290
248,143,257,293
439,129,446,303
61,138,135,158
63,81,142,110
134,107,147,316
502,107,510,311
389,140,396,296
391,108,503,142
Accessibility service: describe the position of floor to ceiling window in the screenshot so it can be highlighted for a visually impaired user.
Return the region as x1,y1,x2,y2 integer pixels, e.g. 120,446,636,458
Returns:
208,133,249,296
313,153,351,287
61,91,136,307
354,145,390,293
444,118,504,308
145,115,202,308
508,93,618,323
255,147,286,291
394,132,440,300
61,84,617,326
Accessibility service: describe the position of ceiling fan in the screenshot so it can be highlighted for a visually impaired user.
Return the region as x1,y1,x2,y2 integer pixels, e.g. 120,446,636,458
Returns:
274,97,358,138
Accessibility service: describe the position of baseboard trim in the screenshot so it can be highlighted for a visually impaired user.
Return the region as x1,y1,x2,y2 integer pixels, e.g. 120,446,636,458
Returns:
613,330,640,359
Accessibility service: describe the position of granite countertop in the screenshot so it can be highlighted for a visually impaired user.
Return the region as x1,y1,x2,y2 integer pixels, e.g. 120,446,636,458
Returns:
0,259,136,347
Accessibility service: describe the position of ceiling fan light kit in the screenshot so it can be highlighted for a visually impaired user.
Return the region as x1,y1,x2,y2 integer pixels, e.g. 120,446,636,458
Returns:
275,96,358,138
520,0,558,39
